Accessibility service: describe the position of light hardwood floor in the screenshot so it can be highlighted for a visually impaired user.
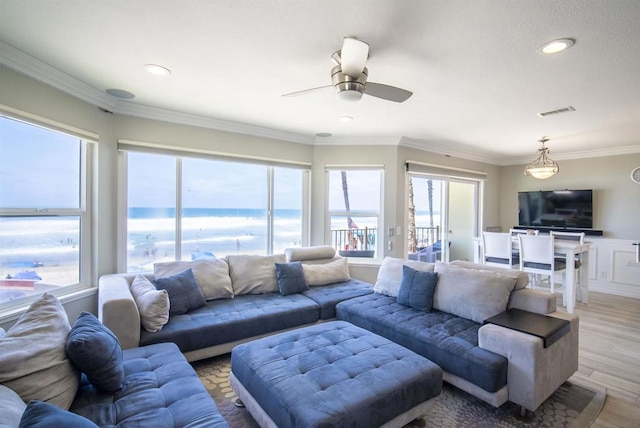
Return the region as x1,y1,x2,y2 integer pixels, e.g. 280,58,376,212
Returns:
557,291,640,428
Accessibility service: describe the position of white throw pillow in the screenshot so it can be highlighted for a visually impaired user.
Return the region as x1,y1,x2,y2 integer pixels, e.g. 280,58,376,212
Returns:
131,274,170,332
227,254,286,295
373,257,435,297
433,262,517,324
0,293,80,410
154,258,233,300
0,385,26,428
302,257,350,286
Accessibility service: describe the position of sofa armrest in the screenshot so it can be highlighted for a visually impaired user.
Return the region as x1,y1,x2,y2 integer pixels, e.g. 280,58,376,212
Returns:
478,311,579,412
507,288,556,314
98,274,141,350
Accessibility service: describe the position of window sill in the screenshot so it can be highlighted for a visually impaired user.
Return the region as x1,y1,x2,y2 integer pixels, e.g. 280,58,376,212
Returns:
0,286,96,326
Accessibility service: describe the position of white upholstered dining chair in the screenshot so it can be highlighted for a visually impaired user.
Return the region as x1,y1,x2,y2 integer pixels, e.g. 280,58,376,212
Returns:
517,234,570,305
482,232,519,269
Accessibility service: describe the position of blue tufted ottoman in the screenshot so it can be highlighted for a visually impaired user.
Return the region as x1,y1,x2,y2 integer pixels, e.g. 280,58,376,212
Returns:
230,321,442,428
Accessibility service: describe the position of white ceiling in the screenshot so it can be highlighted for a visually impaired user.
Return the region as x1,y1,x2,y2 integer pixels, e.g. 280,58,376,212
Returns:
1,0,639,164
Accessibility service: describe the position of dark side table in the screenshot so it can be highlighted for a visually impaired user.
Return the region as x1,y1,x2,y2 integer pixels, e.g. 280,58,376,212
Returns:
484,308,570,348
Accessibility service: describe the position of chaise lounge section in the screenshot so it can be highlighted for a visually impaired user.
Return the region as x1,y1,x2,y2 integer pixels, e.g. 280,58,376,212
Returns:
336,258,579,413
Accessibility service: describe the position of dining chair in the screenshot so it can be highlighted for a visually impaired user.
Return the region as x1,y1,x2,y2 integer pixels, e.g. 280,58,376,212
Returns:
550,230,585,299
517,234,570,304
482,232,519,268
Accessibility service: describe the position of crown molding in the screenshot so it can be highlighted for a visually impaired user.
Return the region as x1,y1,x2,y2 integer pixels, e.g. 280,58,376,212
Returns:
313,135,403,146
113,101,314,145
399,137,499,165
0,41,314,146
0,41,115,110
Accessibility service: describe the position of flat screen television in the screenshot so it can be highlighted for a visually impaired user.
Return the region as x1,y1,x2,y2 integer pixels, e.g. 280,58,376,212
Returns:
518,189,593,229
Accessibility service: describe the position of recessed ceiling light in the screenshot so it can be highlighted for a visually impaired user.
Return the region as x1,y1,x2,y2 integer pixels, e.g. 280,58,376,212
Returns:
144,64,171,76
105,88,135,99
338,115,354,123
539,38,575,54
316,132,332,137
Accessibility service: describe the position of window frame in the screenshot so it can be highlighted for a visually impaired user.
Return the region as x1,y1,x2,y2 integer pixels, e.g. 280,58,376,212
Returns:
118,147,311,272
0,114,94,312
325,166,384,260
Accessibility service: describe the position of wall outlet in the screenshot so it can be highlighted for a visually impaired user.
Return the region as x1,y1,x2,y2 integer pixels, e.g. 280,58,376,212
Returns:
387,241,393,251
599,271,608,280
388,227,394,237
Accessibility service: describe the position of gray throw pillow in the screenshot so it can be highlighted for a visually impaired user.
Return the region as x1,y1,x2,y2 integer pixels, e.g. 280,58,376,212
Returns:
65,312,124,393
275,261,309,295
0,293,79,410
397,265,438,311
433,262,517,323
155,268,206,315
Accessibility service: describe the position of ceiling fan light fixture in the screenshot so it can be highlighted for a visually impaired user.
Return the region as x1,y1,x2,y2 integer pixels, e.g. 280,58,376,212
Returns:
524,137,559,179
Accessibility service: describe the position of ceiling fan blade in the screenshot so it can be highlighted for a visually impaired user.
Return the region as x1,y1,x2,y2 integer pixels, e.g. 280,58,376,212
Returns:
341,37,369,77
282,85,332,97
364,82,413,103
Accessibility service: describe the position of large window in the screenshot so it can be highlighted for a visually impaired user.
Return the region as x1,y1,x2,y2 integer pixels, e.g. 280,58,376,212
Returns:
124,150,308,272
0,115,92,306
327,168,383,258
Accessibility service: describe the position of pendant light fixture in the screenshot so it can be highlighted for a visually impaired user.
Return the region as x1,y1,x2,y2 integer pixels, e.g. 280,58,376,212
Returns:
524,136,559,179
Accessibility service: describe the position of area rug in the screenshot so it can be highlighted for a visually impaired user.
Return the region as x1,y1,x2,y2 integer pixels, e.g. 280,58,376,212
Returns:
192,354,606,428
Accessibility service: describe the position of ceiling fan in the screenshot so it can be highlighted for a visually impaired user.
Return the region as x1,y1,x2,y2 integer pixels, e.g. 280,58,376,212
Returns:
282,37,413,103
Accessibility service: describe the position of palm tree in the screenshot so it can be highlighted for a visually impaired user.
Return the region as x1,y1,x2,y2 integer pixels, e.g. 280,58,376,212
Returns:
341,171,356,229
408,178,417,253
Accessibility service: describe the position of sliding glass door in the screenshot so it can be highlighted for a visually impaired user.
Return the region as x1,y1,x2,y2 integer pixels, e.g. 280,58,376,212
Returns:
407,175,479,263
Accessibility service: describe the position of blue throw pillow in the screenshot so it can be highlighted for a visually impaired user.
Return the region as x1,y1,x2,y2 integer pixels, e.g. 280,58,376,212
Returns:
65,312,124,393
19,400,98,427
397,265,438,311
275,261,309,296
155,268,206,315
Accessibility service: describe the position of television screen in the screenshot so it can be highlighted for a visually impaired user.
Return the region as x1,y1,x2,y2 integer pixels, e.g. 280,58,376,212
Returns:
518,190,593,229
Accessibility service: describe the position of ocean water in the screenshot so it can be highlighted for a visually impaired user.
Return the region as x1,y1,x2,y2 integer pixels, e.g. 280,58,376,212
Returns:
0,208,303,282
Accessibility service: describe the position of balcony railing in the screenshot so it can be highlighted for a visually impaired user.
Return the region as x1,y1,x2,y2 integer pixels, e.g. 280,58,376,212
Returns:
331,227,377,258
413,226,440,249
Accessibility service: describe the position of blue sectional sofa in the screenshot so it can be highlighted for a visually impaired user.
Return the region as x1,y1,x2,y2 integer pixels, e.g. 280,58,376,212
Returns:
99,246,373,361
98,247,579,416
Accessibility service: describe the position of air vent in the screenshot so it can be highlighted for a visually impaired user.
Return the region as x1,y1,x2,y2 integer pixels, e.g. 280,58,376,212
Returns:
537,106,576,117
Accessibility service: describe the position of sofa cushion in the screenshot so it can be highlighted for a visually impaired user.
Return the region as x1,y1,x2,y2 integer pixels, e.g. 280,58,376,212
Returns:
155,268,206,316
0,293,79,410
397,266,438,311
131,274,170,332
0,385,26,428
154,258,233,300
449,260,529,290
434,262,517,324
275,261,309,295
373,257,435,297
139,293,320,353
302,257,350,286
301,278,374,319
20,400,98,428
285,245,336,262
69,342,228,427
66,312,124,393
228,254,286,294
336,293,508,393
